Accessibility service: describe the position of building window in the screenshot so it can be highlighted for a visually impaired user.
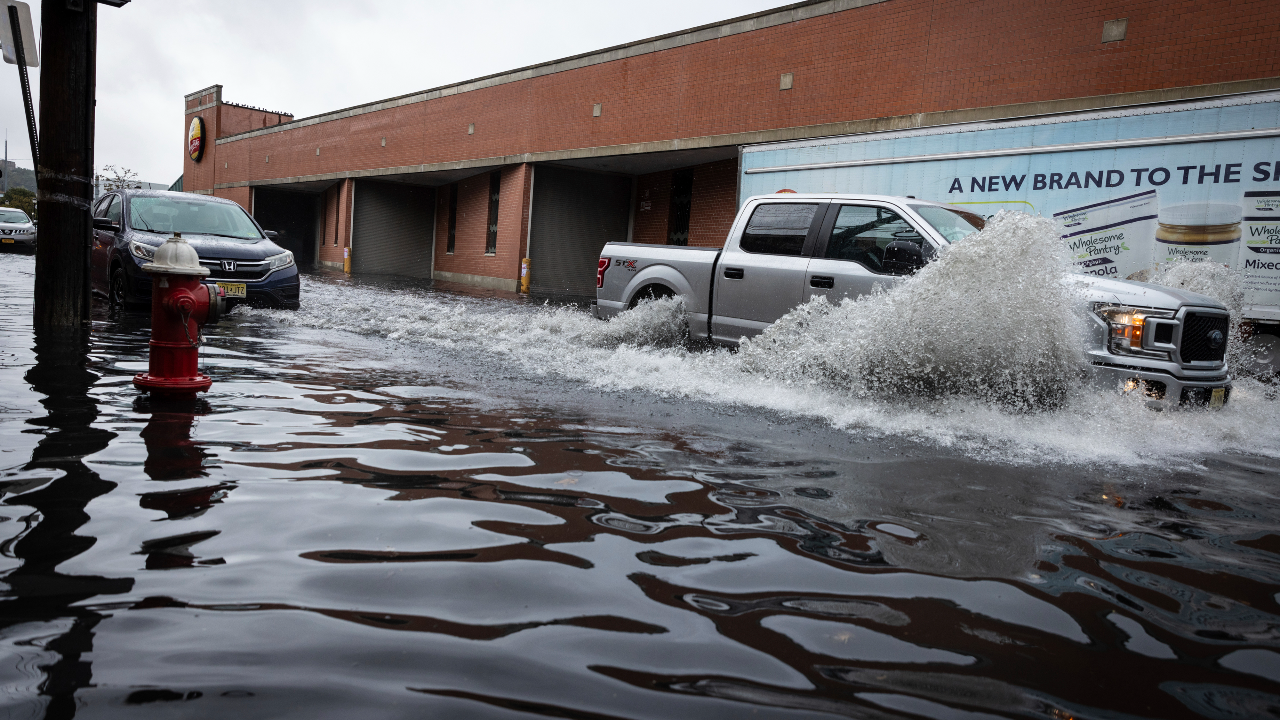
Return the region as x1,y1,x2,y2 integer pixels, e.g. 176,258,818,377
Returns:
486,172,500,255
667,168,693,246
447,183,458,254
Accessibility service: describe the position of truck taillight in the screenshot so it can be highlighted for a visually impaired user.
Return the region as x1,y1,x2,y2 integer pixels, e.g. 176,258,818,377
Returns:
597,257,610,288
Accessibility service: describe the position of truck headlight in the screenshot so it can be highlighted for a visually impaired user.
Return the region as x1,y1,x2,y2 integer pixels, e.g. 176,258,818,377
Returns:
267,251,294,271
1094,304,1174,359
129,239,155,261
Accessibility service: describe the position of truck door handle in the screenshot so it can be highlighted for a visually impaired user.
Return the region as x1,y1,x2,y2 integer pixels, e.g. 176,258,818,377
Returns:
723,267,744,280
810,275,834,289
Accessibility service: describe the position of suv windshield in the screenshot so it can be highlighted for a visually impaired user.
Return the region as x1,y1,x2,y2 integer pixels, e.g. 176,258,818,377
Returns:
910,205,985,243
129,196,262,241
0,209,31,224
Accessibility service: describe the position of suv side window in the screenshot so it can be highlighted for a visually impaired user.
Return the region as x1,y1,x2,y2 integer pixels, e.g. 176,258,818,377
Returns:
92,196,109,218
103,196,121,225
825,205,925,273
739,203,818,256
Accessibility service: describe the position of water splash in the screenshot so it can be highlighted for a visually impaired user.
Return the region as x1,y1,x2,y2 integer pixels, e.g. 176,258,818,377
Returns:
1147,258,1256,372
738,212,1085,410
240,215,1280,465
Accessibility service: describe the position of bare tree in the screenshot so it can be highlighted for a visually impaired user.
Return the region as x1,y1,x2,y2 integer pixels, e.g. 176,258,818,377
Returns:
99,164,140,192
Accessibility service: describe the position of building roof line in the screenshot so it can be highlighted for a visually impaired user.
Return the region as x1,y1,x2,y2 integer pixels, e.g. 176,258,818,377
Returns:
209,76,1280,191
221,101,293,117
184,84,221,102
212,0,888,146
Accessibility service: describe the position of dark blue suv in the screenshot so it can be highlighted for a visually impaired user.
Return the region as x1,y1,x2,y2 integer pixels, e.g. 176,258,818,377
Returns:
91,190,300,310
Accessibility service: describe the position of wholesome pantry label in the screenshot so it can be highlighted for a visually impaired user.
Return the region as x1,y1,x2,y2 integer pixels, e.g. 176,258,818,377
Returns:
1054,190,1157,280
1241,191,1280,316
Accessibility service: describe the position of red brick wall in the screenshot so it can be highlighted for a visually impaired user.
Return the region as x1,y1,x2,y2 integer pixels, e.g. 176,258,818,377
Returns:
632,170,672,246
688,159,737,247
199,0,1280,194
495,164,531,277
431,165,532,281
630,159,737,247
213,186,251,212
434,172,493,277
318,183,343,267
219,104,293,138
182,98,219,197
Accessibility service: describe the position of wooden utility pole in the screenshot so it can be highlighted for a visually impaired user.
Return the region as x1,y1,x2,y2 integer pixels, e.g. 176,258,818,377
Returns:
33,0,98,331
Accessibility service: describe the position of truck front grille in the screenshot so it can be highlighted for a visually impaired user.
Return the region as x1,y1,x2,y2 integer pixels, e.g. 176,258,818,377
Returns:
1180,313,1229,363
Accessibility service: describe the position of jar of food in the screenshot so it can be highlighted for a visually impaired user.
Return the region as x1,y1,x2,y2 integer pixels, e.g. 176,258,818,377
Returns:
1154,202,1242,267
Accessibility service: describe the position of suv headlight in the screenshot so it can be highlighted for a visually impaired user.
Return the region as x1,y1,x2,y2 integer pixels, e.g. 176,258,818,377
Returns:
130,239,155,261
1093,304,1175,359
267,251,294,271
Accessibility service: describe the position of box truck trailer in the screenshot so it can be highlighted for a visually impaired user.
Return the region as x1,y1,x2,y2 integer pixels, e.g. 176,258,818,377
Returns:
739,89,1280,373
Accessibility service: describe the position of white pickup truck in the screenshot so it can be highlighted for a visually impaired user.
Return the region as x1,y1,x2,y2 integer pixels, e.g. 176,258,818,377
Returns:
594,193,1234,407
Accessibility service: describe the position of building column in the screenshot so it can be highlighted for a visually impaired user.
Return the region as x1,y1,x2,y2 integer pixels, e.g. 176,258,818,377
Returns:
515,163,534,287
337,178,354,273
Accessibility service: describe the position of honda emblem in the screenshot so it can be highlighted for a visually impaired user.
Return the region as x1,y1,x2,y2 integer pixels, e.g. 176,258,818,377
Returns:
221,260,237,273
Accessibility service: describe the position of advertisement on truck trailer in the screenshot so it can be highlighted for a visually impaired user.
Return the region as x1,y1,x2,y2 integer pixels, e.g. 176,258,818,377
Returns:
740,91,1280,323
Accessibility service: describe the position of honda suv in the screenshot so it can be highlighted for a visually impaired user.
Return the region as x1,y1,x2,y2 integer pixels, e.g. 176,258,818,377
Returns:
91,189,300,309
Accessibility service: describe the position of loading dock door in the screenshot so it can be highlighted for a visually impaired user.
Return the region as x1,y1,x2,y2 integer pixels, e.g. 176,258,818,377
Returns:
529,165,631,297
351,180,435,278
253,188,319,268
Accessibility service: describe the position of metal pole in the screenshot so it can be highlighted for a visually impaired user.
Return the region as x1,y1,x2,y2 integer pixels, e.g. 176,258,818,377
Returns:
8,5,38,172
33,0,97,330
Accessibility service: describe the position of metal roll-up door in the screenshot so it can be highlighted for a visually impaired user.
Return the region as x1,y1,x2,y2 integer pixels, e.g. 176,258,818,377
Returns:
529,165,631,297
351,180,435,278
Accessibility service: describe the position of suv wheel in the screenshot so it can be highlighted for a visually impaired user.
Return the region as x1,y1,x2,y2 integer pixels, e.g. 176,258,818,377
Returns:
109,266,131,308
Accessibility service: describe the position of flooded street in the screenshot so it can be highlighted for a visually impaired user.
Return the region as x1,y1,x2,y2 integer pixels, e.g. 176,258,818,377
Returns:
2,252,1280,719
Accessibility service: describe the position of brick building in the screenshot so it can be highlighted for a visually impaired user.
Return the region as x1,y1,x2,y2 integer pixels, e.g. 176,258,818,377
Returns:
183,0,1280,296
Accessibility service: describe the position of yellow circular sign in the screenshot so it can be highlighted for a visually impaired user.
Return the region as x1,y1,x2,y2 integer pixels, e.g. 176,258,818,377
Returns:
188,116,205,162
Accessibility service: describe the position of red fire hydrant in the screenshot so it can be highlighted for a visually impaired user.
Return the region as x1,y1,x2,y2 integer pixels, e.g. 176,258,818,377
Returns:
133,233,226,397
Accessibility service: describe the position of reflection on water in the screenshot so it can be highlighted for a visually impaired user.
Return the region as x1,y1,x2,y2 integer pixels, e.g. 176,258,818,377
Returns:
1,254,1279,719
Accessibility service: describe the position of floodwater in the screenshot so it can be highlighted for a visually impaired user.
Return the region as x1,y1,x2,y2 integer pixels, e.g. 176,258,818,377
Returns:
2,251,1280,719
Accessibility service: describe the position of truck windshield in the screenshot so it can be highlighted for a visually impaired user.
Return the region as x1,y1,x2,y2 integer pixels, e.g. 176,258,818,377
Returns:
129,197,263,241
910,205,985,243
0,209,30,224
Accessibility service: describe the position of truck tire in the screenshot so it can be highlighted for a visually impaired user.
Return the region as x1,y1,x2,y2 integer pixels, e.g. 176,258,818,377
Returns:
1241,333,1279,378
629,284,674,309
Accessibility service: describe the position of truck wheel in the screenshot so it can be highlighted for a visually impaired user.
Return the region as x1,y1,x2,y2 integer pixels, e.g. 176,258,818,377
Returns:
629,284,674,308
1241,334,1280,378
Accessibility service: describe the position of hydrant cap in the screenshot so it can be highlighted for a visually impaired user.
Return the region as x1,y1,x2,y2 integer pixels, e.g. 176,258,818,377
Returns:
142,233,210,276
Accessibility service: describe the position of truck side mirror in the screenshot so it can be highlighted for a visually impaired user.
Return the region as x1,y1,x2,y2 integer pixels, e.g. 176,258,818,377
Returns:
263,230,278,239
92,217,120,232
882,241,925,275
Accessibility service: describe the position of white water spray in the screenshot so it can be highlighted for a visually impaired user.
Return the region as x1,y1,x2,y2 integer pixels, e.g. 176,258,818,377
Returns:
240,214,1280,465
738,212,1085,410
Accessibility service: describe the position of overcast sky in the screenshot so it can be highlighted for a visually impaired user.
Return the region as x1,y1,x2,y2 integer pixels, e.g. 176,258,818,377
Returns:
1,0,785,185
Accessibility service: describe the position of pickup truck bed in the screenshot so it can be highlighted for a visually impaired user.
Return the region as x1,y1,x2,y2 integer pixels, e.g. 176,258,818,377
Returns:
594,243,720,338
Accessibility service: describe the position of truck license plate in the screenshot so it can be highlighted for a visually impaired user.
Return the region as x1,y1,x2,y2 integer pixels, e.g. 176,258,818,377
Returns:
217,282,247,298
1210,388,1225,409
1,238,12,244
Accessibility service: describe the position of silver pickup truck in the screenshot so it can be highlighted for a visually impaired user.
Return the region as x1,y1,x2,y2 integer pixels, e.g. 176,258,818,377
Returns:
594,193,1233,407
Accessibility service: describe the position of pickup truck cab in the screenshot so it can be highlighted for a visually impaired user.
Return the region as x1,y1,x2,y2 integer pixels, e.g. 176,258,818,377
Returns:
595,193,1233,406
